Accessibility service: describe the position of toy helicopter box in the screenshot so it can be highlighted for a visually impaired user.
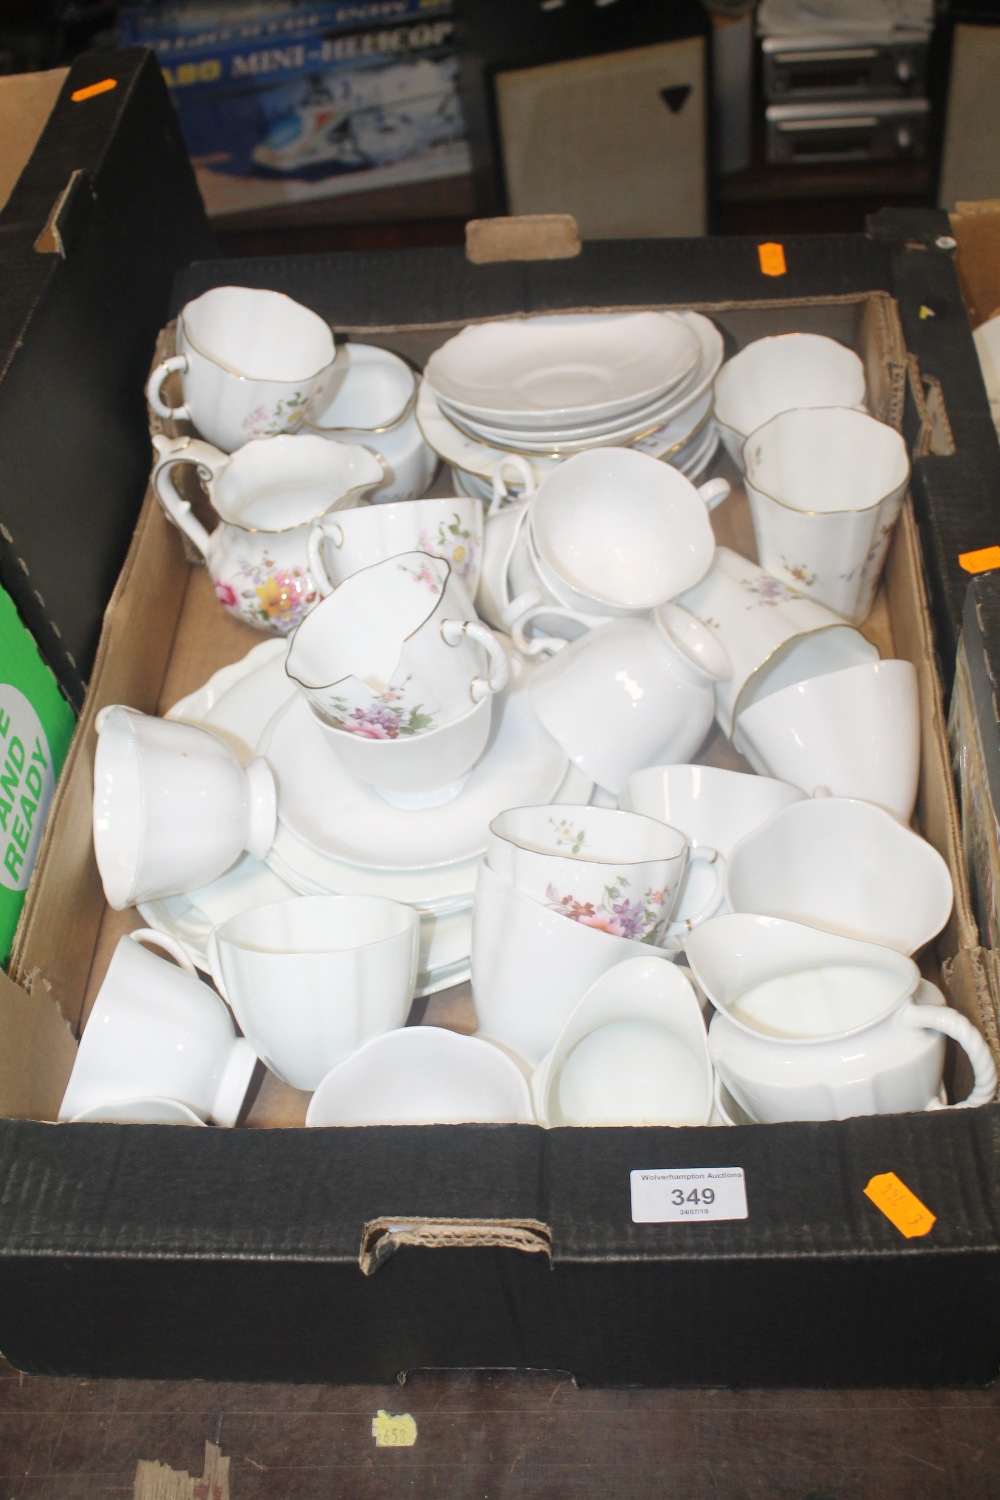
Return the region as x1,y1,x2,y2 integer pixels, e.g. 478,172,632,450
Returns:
117,0,471,219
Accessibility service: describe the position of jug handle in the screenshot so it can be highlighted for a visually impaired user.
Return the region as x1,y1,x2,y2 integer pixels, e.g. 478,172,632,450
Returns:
903,1005,997,1109
307,519,344,598
150,436,226,561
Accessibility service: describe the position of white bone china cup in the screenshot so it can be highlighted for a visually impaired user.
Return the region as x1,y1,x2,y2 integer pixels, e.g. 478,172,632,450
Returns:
742,406,910,624
305,1026,534,1125
713,332,867,466
57,929,258,1126
302,341,437,502
145,286,337,452
285,551,508,728
92,706,277,910
686,913,997,1122
207,894,420,1093
530,955,713,1127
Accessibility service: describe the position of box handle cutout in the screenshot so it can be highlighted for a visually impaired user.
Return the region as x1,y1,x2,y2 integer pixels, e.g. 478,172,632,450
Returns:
466,214,581,265
359,1216,552,1275
34,169,93,257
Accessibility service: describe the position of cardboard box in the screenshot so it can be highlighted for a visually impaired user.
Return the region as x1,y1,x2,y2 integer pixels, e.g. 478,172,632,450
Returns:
1,235,1000,1387
118,1,471,221
0,48,216,709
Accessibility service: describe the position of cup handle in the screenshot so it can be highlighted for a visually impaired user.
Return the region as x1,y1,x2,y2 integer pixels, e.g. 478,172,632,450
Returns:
697,477,731,512
306,520,345,598
128,926,199,977
146,353,191,422
440,619,510,701
664,847,726,945
487,455,536,518
901,1004,998,1109
150,436,227,560
505,596,578,658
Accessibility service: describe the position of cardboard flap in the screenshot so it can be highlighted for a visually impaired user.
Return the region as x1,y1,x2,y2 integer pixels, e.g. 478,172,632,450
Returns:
33,168,94,257
465,214,581,264
359,1216,553,1275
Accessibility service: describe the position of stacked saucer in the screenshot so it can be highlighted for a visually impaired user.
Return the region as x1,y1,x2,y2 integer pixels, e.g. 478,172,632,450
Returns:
417,310,725,494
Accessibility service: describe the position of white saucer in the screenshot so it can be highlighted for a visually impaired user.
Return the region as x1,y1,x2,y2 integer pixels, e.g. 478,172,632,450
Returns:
258,650,576,872
167,636,295,760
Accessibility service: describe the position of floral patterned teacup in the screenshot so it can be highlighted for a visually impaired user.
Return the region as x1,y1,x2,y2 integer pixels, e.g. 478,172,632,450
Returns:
742,406,910,625
309,496,483,600
146,286,337,453
486,804,724,952
150,433,385,635
285,550,509,730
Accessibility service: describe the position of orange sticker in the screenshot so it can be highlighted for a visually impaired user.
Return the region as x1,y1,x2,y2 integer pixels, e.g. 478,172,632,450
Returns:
864,1172,936,1238
959,546,1000,574
758,242,787,278
71,78,117,102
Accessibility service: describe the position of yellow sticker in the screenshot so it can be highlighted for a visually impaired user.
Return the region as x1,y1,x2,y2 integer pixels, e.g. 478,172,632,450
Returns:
372,1410,418,1447
71,78,118,102
758,242,787,277
864,1172,936,1238
959,545,1000,574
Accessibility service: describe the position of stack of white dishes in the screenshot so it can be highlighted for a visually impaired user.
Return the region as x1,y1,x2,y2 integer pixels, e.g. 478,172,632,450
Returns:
417,310,725,496
149,637,593,997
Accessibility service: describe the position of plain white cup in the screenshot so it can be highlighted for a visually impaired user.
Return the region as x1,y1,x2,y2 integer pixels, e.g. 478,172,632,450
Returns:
487,803,723,950
527,446,726,616
284,551,508,728
732,657,920,824
471,858,678,1067
686,913,996,1123
146,286,337,452
677,546,877,738
305,1025,535,1125
308,496,484,600
207,894,420,1093
527,604,731,795
724,796,953,956
57,929,258,1126
92,706,277,910
530,955,713,1127
303,341,437,503
713,332,867,467
310,688,494,806
743,406,910,623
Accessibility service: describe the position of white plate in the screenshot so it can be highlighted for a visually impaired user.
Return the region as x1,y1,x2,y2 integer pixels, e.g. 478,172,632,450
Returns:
426,312,701,426
258,651,577,872
167,637,295,760
419,314,724,480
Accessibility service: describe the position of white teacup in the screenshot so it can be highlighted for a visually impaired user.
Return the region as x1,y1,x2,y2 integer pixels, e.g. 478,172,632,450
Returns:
527,604,730,795
305,1026,534,1126
309,496,484,600
686,913,996,1123
93,706,277,910
526,446,726,617
677,547,878,737
743,406,910,624
57,929,258,1126
284,551,509,729
724,796,953,956
471,859,678,1067
207,894,420,1092
303,341,437,502
487,803,723,950
146,286,337,452
713,332,867,467
732,657,920,824
530,955,713,1127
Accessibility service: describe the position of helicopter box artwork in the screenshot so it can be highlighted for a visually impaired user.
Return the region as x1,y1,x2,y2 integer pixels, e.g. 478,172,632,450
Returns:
117,1,470,219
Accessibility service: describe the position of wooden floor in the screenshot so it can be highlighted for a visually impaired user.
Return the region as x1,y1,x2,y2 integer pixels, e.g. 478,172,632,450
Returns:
2,1355,1000,1498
